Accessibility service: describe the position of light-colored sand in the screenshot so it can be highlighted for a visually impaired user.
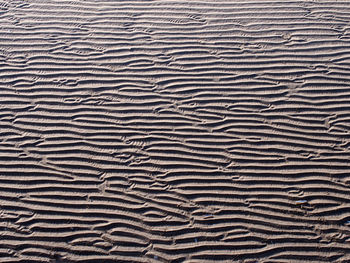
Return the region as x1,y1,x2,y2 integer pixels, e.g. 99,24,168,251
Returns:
0,0,350,262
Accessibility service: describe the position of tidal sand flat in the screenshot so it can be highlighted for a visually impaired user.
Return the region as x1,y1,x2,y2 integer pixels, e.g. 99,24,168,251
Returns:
1,0,350,262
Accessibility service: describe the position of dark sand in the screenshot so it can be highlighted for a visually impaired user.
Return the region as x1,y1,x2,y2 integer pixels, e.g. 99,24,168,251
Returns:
1,0,350,262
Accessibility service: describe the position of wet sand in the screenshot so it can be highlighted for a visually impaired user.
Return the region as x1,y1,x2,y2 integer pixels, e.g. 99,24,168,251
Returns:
1,0,350,262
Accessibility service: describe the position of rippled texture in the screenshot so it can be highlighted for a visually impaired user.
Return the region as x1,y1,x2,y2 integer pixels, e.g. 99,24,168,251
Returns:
1,0,350,262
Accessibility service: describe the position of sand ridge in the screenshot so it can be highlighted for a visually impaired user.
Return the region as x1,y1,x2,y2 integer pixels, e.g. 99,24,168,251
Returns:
0,0,350,262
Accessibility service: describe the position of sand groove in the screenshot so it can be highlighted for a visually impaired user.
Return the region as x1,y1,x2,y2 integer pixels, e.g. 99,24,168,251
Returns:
1,0,350,262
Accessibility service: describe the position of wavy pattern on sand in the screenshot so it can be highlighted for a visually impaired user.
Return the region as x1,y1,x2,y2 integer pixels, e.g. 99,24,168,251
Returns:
1,0,350,262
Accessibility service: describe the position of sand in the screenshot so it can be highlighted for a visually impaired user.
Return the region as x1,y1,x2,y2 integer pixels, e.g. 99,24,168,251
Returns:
0,0,350,262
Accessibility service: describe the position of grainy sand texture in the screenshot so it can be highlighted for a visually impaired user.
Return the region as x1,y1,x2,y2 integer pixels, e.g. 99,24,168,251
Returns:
1,0,350,262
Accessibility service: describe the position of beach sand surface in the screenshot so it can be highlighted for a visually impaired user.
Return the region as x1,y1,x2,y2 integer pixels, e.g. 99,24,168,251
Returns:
0,0,350,262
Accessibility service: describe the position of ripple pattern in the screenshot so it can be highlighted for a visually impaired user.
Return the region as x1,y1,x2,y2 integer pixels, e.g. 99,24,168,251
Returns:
1,0,350,262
